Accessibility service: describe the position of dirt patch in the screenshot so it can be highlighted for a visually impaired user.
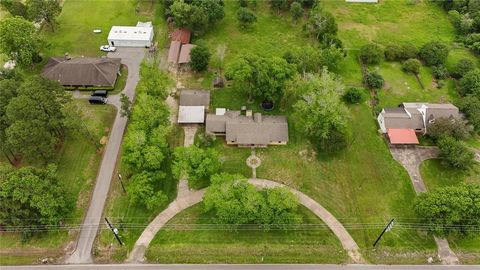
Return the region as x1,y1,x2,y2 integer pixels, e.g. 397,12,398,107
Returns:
100,136,108,145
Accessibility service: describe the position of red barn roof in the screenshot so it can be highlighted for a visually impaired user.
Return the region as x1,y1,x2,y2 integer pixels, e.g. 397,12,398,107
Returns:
387,128,419,145
171,28,191,44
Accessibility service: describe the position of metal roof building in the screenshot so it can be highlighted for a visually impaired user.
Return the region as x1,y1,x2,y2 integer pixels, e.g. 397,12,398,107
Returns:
107,22,154,47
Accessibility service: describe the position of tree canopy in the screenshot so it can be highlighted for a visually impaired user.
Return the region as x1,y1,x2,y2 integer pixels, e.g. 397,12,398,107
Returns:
359,43,384,65
293,70,349,151
190,43,211,72
414,184,480,236
419,41,449,66
0,17,44,67
304,4,338,45
168,0,224,34
173,145,221,189
203,173,301,228
458,95,480,132
0,165,72,231
225,53,295,102
26,0,61,32
437,136,476,169
236,7,257,30
459,68,480,97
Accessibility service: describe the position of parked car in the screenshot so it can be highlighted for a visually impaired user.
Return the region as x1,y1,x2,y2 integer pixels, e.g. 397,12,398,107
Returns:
91,90,108,98
89,96,108,104
100,45,116,52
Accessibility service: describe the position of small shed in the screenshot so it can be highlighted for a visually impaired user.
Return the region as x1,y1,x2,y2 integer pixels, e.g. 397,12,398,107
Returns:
168,41,181,64
177,90,210,124
178,44,196,64
387,128,419,145
178,106,205,123
171,28,191,44
107,23,154,47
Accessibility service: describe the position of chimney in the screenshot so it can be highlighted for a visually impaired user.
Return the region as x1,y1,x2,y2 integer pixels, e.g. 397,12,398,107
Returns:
254,113,262,123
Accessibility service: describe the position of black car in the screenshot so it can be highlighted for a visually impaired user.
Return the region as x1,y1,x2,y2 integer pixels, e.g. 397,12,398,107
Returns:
89,96,108,104
91,90,108,97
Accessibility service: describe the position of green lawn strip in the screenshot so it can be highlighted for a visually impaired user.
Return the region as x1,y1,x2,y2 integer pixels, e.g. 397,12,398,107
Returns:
420,159,480,262
146,203,347,264
94,125,184,262
0,101,116,264
255,105,436,263
108,65,129,95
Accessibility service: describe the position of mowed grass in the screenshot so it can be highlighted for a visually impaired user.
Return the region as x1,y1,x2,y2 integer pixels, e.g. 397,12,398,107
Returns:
0,101,116,265
420,159,480,263
255,105,436,263
146,203,347,264
41,0,161,58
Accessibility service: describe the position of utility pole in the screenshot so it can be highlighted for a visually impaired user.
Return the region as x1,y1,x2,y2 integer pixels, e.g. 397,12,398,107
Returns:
105,217,123,246
373,218,395,247
118,173,126,194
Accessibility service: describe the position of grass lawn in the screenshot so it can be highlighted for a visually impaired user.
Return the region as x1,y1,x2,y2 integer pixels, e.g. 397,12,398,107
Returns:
0,101,116,265
109,64,129,95
420,159,480,263
146,203,347,264
41,0,164,58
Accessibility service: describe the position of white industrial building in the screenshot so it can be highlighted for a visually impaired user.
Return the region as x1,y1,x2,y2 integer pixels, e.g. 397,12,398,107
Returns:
107,22,154,48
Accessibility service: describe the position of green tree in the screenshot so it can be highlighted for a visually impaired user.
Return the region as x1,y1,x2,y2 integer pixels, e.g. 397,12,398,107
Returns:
365,71,385,89
402,58,421,74
432,65,449,80
427,117,472,141
454,58,476,78
459,68,480,97
226,53,295,102
137,62,170,99
259,187,302,228
129,94,170,133
204,173,264,224
190,44,211,72
0,0,28,18
319,46,344,72
0,78,20,165
236,7,257,30
458,95,480,132
359,43,384,65
0,165,72,231
419,41,449,66
127,171,168,210
437,136,475,169
290,1,303,23
283,45,321,76
269,0,289,13
0,17,44,67
120,93,132,118
414,184,480,236
173,145,221,188
304,4,337,42
169,0,224,34
26,0,61,32
293,70,349,151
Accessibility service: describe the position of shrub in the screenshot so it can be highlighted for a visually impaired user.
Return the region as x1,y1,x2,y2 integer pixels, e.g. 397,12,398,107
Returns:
459,68,480,97
437,136,475,169
290,1,303,22
173,145,221,189
365,72,385,89
237,7,257,29
359,43,384,64
385,43,418,61
343,87,364,104
190,44,211,72
454,58,476,78
402,58,421,74
432,65,449,80
419,41,449,66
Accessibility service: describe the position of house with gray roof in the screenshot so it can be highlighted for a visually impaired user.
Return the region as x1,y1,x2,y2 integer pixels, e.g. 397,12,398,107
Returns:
377,102,460,134
42,56,121,88
206,109,288,147
177,90,210,124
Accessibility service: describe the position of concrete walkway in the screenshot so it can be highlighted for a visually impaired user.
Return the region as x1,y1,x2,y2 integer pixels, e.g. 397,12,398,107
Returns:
389,146,459,265
126,178,364,264
246,148,261,179
66,48,146,264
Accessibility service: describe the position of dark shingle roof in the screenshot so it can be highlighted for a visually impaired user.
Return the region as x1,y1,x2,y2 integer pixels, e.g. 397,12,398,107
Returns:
42,57,121,87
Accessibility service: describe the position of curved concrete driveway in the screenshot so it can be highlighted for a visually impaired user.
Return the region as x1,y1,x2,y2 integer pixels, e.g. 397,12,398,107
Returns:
127,179,364,264
66,48,146,264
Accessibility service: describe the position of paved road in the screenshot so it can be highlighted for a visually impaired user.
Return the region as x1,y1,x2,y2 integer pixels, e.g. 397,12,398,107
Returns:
2,264,479,270
127,178,363,264
66,48,145,264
